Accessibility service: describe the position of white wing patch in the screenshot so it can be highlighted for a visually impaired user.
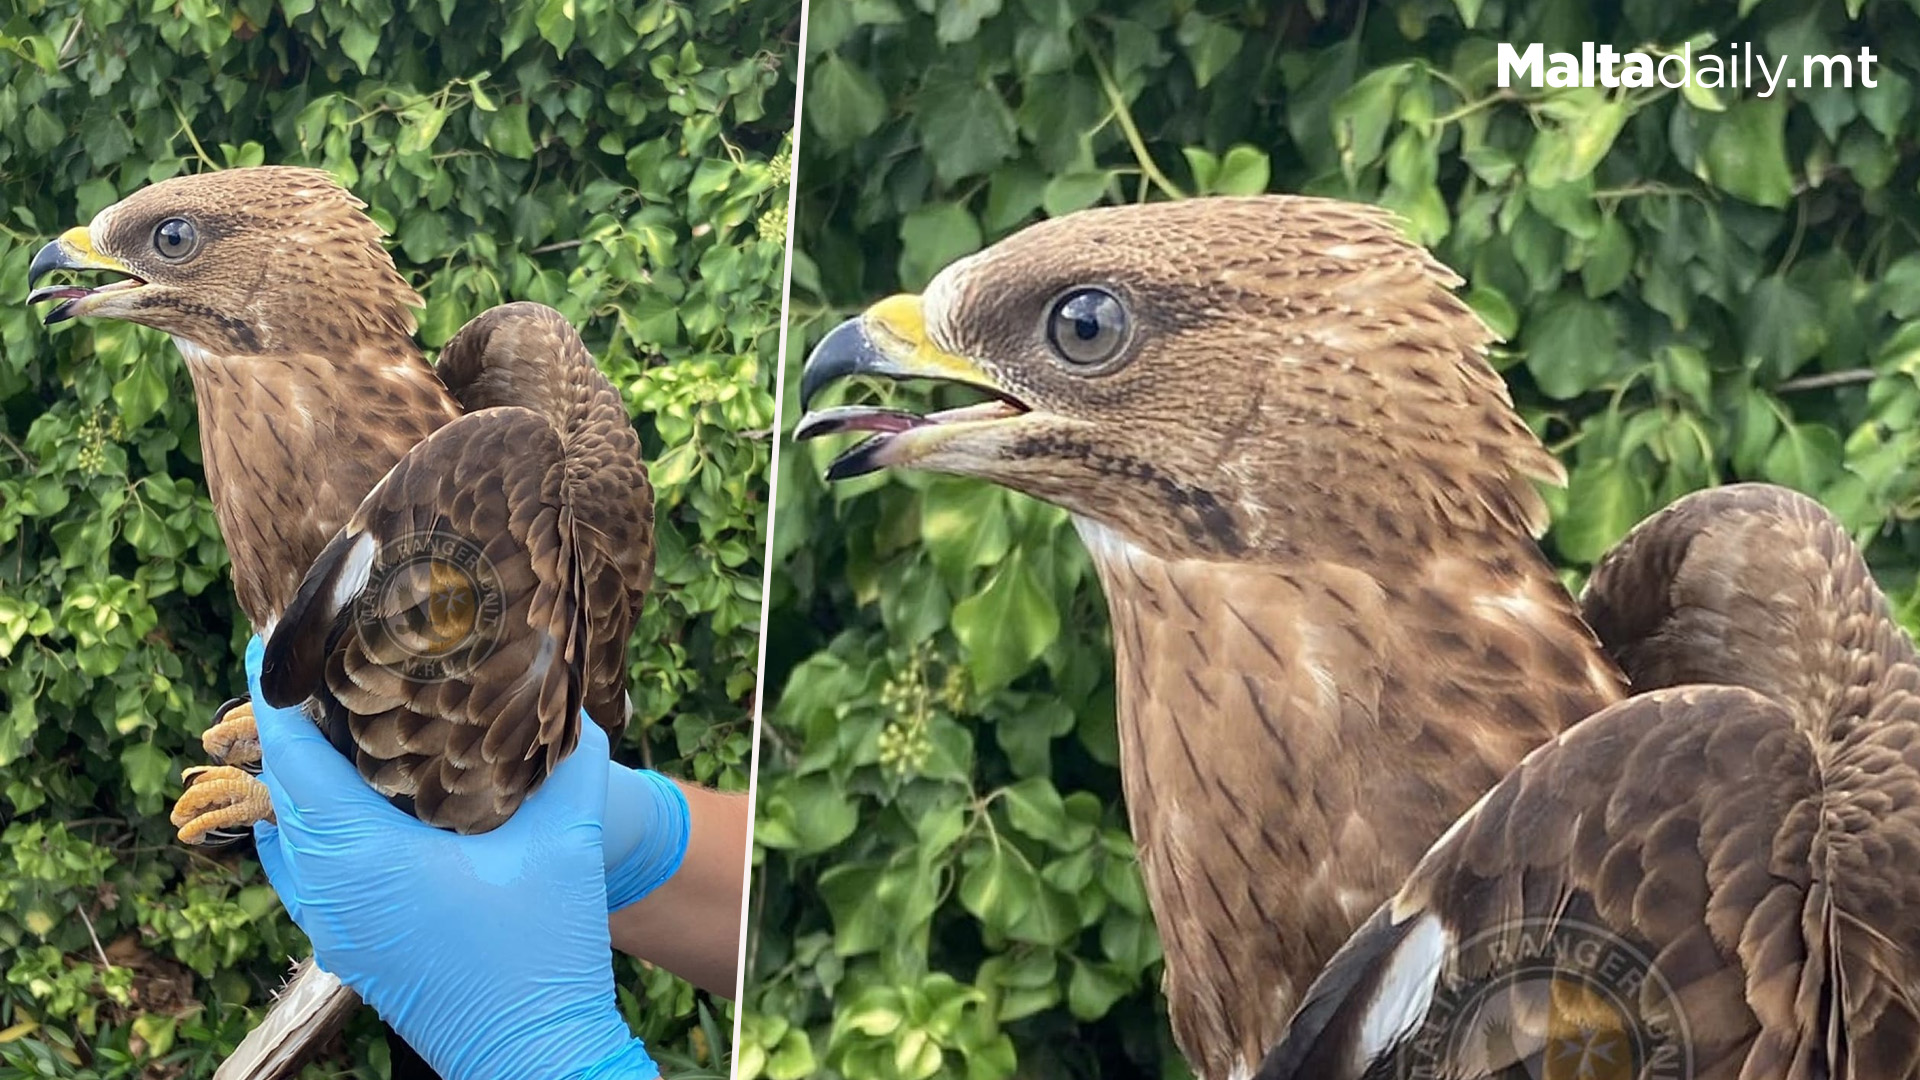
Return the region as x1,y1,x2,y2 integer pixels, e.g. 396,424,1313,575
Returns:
1472,583,1547,622
328,531,378,614
1352,913,1450,1073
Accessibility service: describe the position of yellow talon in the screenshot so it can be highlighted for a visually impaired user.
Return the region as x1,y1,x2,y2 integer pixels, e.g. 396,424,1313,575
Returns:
204,697,261,767
171,764,275,845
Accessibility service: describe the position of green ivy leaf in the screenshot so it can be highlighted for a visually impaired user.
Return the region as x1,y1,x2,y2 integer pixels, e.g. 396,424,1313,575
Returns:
1213,145,1270,196
536,0,576,54
1702,98,1793,208
1762,422,1843,493
1880,254,1920,319
916,80,1018,183
1001,778,1072,848
120,743,172,799
1041,171,1112,217
337,19,380,73
934,0,1000,43
760,775,860,854
951,552,1060,692
111,361,169,431
1176,11,1242,89
1330,64,1412,181
1580,214,1634,298
898,202,983,291
1744,277,1825,382
1065,959,1131,1021
487,103,537,159
809,55,889,147
1554,458,1651,564
1523,292,1621,399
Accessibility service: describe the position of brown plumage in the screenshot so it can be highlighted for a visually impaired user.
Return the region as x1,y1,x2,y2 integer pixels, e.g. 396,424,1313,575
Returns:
796,196,1625,1080
800,196,1920,1079
1262,484,1920,1079
263,300,653,830
28,166,653,1077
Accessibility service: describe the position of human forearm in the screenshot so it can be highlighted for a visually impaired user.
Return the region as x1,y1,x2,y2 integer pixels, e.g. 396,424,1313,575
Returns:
607,781,748,996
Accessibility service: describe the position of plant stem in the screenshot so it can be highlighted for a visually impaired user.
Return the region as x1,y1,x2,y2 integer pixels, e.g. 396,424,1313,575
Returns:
1082,36,1186,201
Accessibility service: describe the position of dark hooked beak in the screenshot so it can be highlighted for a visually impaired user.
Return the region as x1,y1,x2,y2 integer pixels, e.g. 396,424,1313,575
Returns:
27,227,143,325
794,294,1029,479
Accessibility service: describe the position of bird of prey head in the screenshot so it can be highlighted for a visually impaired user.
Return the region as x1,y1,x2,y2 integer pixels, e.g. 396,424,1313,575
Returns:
798,197,1625,1080
29,166,454,629
27,165,421,356
799,196,1564,563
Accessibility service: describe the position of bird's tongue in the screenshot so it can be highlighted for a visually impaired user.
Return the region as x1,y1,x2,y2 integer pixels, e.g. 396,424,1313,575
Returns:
794,400,1023,441
793,406,926,439
26,285,94,304
27,277,144,306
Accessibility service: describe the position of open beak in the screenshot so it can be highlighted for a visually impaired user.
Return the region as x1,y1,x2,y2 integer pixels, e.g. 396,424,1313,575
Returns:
794,294,1030,479
27,227,145,325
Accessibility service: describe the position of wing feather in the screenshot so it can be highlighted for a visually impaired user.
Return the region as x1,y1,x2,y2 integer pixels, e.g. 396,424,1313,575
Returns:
261,406,586,830
1259,687,1829,1080
261,303,653,834
1260,484,1920,1080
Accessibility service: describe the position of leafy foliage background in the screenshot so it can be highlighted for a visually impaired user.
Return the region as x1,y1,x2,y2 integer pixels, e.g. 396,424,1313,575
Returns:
749,0,1920,1078
0,0,795,1074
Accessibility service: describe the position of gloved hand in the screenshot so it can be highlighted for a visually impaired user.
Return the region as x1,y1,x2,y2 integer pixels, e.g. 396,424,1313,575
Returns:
246,636,659,1080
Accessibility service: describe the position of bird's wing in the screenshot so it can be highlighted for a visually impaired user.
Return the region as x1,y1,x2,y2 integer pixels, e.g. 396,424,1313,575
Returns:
430,302,654,736
260,303,652,835
1259,484,1920,1080
1259,685,1846,1080
259,404,591,832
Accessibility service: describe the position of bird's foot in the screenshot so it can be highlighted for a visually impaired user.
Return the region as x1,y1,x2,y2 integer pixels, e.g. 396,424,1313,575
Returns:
172,765,274,846
203,696,262,768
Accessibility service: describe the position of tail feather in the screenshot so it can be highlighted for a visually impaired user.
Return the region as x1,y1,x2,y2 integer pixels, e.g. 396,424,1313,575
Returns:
214,961,361,1080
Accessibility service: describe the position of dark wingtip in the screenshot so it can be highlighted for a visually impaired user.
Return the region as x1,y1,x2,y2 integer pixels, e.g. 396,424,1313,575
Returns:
261,531,365,708
1254,906,1418,1080
257,627,313,710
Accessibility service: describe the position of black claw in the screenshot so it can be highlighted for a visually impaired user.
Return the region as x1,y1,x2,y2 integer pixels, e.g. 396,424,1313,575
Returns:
192,827,256,851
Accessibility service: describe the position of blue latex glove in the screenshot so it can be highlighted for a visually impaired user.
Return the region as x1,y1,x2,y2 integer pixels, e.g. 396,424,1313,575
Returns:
246,636,658,1080
601,759,690,912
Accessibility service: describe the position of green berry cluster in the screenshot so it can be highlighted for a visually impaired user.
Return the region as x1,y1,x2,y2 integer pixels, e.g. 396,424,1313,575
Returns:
767,141,791,188
757,202,788,245
875,641,969,777
876,718,931,776
73,409,122,473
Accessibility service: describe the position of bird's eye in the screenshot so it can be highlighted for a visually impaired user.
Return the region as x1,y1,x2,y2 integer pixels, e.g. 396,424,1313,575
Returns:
1046,287,1129,367
153,218,198,260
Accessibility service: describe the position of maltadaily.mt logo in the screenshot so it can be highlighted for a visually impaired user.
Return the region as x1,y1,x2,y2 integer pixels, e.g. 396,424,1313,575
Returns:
1498,42,1879,97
